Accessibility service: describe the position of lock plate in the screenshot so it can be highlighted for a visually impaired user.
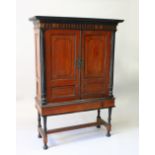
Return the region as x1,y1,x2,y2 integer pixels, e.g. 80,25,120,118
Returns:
77,59,83,69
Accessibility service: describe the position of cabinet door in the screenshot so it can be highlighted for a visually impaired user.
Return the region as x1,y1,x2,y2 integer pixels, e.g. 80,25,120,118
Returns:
45,30,80,103
81,31,112,99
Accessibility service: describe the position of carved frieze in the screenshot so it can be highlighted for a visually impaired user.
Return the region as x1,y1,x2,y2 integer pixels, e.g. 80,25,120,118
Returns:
34,22,116,31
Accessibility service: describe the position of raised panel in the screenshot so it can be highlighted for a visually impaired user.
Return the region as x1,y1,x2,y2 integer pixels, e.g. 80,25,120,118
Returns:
82,82,104,94
45,30,80,103
51,86,75,98
84,35,105,78
51,35,75,80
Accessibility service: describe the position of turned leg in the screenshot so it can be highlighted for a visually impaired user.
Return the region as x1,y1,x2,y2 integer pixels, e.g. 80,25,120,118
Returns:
43,116,48,149
106,107,112,137
96,109,101,128
38,113,42,138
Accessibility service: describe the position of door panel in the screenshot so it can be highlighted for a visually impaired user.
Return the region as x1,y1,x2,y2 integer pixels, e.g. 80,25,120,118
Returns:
45,30,80,103
81,31,112,99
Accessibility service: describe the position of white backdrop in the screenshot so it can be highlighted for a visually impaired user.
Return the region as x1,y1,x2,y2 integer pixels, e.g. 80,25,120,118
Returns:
16,0,138,154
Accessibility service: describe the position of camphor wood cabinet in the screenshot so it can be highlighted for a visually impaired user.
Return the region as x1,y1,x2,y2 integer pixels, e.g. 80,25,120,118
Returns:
29,16,123,149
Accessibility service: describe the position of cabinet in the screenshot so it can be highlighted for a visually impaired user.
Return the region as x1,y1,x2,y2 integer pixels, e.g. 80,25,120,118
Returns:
30,16,123,149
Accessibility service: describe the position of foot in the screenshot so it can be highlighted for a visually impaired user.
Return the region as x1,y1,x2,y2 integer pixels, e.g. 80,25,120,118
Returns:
38,134,42,138
106,132,111,137
43,144,48,150
96,125,101,128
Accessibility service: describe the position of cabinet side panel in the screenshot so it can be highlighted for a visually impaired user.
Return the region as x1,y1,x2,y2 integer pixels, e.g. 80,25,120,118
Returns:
34,29,41,101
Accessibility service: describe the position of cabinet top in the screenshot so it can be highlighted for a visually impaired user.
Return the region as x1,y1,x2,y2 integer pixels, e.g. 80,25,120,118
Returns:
29,16,124,25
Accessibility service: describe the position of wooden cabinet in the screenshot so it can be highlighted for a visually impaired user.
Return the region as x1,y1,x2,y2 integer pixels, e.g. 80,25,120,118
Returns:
30,16,123,149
